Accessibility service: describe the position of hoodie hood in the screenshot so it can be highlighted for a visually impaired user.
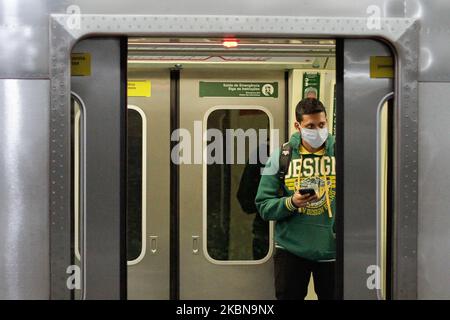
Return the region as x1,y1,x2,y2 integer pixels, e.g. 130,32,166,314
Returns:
288,131,335,156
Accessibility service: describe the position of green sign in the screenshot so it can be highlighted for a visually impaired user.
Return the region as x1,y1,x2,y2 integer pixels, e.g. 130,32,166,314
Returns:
302,72,321,100
199,82,278,98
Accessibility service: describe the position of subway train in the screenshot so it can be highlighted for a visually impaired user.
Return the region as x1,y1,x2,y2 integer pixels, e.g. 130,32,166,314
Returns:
0,0,449,300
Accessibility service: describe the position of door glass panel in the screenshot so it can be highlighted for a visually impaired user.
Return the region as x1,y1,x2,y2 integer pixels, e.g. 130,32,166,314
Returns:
206,108,270,261
127,108,144,262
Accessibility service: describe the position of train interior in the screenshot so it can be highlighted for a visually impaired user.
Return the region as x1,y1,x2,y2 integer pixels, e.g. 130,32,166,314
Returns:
70,37,392,299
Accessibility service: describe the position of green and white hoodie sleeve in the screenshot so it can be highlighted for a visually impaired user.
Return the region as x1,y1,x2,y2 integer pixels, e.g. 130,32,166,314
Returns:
255,149,297,221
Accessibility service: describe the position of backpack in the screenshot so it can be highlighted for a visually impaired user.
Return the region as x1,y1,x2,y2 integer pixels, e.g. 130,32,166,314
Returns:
277,142,293,196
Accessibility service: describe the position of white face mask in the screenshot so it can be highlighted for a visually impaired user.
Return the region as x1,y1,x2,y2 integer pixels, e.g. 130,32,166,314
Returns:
300,127,328,149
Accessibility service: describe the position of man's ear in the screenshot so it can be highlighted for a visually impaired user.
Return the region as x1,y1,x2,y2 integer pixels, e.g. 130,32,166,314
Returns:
294,121,301,131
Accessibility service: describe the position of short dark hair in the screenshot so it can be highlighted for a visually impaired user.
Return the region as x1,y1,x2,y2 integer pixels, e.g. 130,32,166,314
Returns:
295,98,327,122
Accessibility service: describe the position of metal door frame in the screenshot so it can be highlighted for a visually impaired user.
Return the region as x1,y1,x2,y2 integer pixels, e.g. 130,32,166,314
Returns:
49,15,419,299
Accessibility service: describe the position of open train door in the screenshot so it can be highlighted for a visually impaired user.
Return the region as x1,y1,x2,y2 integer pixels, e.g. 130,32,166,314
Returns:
68,37,127,299
336,39,401,300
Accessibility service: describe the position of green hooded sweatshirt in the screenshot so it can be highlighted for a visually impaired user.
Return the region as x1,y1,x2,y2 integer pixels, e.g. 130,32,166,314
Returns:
255,131,336,261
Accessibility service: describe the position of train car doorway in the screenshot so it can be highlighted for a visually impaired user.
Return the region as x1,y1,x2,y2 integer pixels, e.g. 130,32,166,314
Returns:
70,37,394,300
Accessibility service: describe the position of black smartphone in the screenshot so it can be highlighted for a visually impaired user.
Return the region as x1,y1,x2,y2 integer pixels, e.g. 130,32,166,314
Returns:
299,188,316,196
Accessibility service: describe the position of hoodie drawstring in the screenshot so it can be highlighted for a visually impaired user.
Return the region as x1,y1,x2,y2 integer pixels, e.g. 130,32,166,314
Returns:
322,173,332,218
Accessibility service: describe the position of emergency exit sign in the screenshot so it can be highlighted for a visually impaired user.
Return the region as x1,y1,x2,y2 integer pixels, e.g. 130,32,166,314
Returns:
199,81,278,98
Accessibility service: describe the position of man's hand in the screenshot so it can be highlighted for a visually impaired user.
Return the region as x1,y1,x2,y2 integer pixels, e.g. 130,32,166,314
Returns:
291,191,318,208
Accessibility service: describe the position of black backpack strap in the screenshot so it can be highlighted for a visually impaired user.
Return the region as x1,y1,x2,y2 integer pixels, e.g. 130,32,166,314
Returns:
277,142,292,196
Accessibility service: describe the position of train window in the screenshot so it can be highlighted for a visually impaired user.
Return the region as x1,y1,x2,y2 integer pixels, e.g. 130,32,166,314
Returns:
205,108,272,262
127,106,147,264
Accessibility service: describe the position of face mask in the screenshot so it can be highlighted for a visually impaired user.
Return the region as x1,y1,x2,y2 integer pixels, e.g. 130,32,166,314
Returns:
300,127,328,149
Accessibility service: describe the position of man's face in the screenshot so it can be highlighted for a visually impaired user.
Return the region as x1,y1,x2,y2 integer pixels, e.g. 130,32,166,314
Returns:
295,112,327,131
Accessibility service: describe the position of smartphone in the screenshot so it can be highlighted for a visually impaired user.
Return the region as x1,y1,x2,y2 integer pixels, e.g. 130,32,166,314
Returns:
299,188,316,196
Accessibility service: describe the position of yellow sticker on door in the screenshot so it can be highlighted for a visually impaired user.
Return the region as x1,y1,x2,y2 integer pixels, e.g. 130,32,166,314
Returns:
71,53,91,76
370,56,394,78
128,80,151,97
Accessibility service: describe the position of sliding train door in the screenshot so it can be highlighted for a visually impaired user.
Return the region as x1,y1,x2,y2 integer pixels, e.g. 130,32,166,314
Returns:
338,39,395,299
178,69,286,299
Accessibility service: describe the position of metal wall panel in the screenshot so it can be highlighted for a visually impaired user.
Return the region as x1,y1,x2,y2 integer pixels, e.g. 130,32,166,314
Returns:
0,0,69,78
405,0,450,81
0,0,411,78
0,79,50,299
343,39,394,299
418,82,450,299
3,0,450,82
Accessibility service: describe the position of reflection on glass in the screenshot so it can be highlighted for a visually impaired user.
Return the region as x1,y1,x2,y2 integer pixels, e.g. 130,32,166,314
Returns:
207,109,270,261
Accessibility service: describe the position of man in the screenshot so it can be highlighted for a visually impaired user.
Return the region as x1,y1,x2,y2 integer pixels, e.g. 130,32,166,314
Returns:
255,98,336,300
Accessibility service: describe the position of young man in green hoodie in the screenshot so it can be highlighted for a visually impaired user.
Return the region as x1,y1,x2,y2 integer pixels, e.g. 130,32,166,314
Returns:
255,98,336,300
